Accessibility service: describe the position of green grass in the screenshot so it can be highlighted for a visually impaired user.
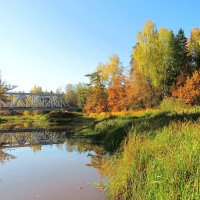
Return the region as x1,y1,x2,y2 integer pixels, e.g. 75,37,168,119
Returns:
75,108,200,152
106,120,200,200
74,107,200,199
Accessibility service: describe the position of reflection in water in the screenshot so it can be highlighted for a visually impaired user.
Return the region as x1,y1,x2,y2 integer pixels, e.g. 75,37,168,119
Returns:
0,129,108,200
0,130,67,148
0,150,16,164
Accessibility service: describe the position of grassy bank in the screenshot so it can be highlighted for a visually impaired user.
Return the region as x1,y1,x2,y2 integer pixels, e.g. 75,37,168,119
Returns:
74,107,200,199
106,118,200,199
75,107,200,152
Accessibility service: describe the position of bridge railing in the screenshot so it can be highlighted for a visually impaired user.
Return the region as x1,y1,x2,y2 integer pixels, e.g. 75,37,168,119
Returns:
0,93,69,110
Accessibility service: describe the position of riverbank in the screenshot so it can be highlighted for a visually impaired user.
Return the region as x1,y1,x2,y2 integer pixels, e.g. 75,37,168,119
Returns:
73,107,200,199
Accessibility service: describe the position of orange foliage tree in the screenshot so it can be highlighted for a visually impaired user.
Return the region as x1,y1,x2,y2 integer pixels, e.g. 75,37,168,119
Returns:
108,76,126,112
84,72,108,114
124,69,161,109
172,70,200,104
84,86,108,114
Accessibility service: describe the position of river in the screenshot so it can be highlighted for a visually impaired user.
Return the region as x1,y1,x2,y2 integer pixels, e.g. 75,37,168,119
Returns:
0,129,107,200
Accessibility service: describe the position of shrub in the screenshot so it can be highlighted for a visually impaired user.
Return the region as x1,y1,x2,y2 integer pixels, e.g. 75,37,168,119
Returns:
172,70,200,105
23,110,31,116
160,97,188,112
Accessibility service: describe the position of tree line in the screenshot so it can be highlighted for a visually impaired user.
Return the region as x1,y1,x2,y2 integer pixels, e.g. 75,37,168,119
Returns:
0,20,199,113
82,20,200,113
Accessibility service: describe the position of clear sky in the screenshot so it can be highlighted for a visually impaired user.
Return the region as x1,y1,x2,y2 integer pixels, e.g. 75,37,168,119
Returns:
0,0,199,92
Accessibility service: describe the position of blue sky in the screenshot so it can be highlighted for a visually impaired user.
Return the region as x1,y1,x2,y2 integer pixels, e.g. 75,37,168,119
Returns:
0,0,199,92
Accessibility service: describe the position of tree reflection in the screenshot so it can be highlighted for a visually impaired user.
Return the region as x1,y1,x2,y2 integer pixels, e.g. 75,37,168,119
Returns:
0,150,16,165
31,145,42,152
65,137,111,178
0,129,112,179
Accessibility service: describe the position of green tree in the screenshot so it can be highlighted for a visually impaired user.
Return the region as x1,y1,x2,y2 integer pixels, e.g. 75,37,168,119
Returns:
133,21,191,96
65,84,78,106
175,29,190,70
76,83,88,109
0,72,16,101
188,28,200,70
133,20,159,87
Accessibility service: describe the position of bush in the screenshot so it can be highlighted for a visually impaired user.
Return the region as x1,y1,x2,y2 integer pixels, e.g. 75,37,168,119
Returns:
23,110,31,116
160,97,188,112
172,70,200,105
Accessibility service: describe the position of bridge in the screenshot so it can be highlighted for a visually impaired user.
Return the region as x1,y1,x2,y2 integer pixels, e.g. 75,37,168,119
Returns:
0,92,70,111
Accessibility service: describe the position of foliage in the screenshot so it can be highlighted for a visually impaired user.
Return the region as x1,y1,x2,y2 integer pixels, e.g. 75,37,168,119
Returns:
65,83,78,105
160,97,188,112
108,76,126,111
30,85,43,93
64,83,88,109
84,71,108,113
125,70,161,109
82,21,200,112
97,54,123,86
132,21,191,97
172,70,200,105
23,110,32,116
188,28,200,70
0,72,16,101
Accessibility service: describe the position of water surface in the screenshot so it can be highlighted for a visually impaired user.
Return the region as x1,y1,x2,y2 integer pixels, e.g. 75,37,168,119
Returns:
0,130,106,200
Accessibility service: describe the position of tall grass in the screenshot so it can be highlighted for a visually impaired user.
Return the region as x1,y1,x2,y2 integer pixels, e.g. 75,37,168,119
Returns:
106,120,200,200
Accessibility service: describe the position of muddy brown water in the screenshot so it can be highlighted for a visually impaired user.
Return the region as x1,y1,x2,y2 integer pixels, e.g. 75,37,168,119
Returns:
0,130,107,200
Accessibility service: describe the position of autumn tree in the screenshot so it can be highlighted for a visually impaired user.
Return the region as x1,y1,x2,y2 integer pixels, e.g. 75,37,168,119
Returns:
108,75,126,112
133,20,159,87
133,21,174,96
188,28,200,70
97,54,123,86
84,71,108,113
125,68,161,109
172,70,200,105
132,21,192,97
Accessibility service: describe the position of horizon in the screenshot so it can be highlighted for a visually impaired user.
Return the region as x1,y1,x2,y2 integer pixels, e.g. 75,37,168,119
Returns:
0,0,199,92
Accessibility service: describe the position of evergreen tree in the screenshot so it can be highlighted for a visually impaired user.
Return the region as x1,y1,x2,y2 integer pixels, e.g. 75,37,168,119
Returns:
175,29,191,72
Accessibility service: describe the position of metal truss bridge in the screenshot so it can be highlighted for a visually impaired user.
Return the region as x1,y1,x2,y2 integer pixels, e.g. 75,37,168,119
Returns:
0,92,70,111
